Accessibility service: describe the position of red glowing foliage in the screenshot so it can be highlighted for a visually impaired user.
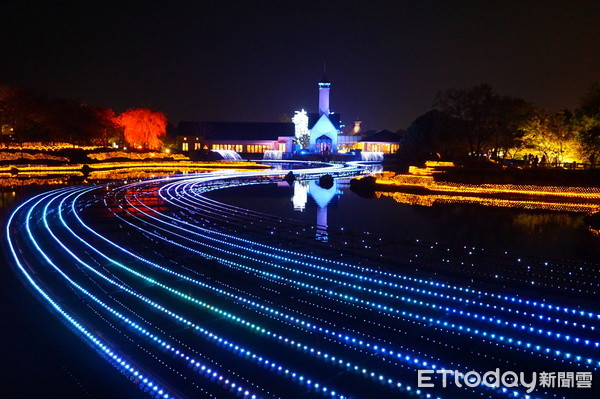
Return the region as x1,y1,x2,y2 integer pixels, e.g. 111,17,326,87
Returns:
115,108,167,150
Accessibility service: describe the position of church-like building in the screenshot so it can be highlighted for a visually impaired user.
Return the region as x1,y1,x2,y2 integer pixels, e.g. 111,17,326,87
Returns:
307,78,340,154
176,77,400,157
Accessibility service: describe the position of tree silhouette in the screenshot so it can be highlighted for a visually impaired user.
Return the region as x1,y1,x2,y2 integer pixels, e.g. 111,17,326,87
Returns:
436,84,499,156
577,84,600,161
436,84,534,159
0,85,45,142
116,108,167,150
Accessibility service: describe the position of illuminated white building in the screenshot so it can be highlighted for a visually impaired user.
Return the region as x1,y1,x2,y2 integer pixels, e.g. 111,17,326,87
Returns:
176,74,400,157
307,78,340,154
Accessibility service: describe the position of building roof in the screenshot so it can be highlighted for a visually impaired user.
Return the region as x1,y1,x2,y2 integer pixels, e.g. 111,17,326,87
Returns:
177,121,294,141
361,130,402,143
177,121,205,136
308,113,340,130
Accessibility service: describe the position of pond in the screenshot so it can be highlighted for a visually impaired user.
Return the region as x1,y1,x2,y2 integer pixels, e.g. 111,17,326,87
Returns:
204,177,600,264
1,168,599,398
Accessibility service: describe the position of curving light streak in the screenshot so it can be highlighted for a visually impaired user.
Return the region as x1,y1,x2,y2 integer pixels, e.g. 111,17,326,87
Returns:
6,190,177,399
107,187,600,368
5,161,599,399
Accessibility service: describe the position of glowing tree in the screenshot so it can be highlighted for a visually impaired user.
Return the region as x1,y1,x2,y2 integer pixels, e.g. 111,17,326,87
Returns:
521,109,582,163
116,108,167,150
292,109,310,149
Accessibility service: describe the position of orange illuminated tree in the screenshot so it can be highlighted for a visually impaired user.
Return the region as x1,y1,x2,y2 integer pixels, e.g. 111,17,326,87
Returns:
521,109,583,163
115,108,167,150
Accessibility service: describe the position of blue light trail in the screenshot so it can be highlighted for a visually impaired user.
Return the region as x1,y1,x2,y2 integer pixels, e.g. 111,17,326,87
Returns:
5,162,599,398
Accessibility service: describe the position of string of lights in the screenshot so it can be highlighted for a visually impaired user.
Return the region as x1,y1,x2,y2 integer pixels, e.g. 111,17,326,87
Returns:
6,163,599,399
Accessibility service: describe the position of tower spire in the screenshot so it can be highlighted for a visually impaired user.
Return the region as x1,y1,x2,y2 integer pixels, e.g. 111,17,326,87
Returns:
320,62,330,84
318,63,331,115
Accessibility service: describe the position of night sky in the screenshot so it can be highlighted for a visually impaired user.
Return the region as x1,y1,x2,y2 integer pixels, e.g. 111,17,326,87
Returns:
1,1,599,131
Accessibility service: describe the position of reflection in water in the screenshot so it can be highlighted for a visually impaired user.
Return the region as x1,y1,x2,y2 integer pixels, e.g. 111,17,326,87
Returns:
292,181,309,211
0,190,17,211
316,207,328,242
308,180,338,242
512,212,586,237
308,180,338,208
292,180,340,241
360,164,384,174
207,177,600,263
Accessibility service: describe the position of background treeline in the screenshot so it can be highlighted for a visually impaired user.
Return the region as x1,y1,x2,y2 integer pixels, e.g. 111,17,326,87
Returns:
0,85,167,150
398,83,600,165
2,83,599,163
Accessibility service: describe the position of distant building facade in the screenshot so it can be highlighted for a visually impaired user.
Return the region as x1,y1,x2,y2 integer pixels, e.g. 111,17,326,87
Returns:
354,130,401,154
176,77,401,156
176,121,294,154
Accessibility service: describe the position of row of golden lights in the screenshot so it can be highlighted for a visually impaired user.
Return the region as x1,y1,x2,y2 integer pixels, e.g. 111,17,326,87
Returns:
0,143,102,151
0,162,269,181
0,150,187,162
370,161,600,214
87,151,188,161
376,191,600,214
375,163,600,199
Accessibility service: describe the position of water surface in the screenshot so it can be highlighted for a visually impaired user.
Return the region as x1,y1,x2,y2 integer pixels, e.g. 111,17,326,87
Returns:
205,178,600,263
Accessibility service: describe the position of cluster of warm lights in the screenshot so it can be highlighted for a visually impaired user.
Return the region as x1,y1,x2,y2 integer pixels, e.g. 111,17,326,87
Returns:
376,191,600,213
0,178,67,187
1,142,102,151
369,169,600,214
0,151,69,162
424,161,456,167
90,169,204,181
89,161,268,171
405,161,455,176
88,151,188,161
432,181,600,199
0,161,269,179
407,166,442,176
0,165,84,177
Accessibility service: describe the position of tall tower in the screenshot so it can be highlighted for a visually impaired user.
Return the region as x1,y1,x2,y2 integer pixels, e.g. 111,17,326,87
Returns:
318,78,330,116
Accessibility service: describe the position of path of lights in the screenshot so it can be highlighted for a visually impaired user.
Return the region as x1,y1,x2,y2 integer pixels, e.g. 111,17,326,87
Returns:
369,173,600,215
376,191,600,214
0,160,268,179
116,183,600,357
7,190,176,399
6,161,599,399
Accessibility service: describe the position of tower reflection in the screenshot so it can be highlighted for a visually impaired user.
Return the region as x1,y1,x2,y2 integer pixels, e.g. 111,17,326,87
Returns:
291,180,339,242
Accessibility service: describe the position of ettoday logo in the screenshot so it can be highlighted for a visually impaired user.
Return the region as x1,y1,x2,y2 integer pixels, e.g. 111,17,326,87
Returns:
417,369,592,393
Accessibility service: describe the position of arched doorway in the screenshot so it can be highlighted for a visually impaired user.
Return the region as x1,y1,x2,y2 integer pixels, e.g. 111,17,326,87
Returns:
315,135,332,155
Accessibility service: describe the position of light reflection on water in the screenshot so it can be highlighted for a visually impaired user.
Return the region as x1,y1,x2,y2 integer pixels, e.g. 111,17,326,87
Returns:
207,177,600,263
2,172,598,264
512,212,588,236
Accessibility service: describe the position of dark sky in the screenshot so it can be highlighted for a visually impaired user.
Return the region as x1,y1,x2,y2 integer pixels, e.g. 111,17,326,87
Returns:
1,1,599,131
